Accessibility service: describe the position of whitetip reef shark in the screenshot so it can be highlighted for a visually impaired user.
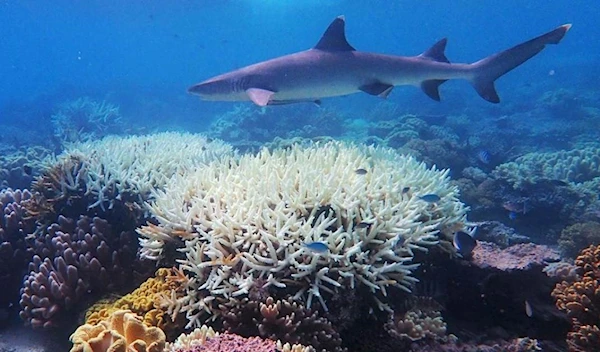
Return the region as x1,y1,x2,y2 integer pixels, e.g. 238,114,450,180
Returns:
188,16,571,106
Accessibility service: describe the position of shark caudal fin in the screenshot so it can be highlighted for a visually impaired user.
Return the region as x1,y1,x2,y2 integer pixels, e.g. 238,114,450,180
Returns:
470,24,571,103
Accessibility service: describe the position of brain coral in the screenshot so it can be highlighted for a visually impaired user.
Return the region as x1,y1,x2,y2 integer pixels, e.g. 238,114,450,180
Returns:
492,146,600,189
552,244,600,351
139,141,469,328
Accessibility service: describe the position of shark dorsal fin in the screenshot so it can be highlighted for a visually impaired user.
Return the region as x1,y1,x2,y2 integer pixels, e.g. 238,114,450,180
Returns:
419,38,450,63
314,16,356,51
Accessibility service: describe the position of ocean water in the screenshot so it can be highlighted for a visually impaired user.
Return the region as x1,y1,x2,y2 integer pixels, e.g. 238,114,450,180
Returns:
1,1,600,351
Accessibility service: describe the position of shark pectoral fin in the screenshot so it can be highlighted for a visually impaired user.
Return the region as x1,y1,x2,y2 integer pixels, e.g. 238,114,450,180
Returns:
421,79,448,101
359,82,394,98
246,88,275,106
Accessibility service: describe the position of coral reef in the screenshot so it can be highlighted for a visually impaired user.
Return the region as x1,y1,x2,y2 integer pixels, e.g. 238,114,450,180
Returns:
492,146,600,189
0,189,36,309
384,297,447,342
208,105,345,151
139,141,469,328
51,97,124,144
19,216,138,328
558,221,600,258
552,244,600,352
54,132,235,211
70,309,166,352
0,146,52,189
85,267,186,339
219,296,344,352
470,242,561,271
166,326,313,352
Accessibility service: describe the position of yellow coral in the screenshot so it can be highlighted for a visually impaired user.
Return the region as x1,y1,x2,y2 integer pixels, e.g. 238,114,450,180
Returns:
86,268,186,335
70,310,166,352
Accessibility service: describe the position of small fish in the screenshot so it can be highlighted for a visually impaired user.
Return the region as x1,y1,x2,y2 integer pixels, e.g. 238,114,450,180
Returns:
453,231,477,257
356,222,371,229
477,150,490,164
303,241,329,253
355,168,368,175
419,194,441,203
525,300,533,317
508,211,518,220
401,187,410,194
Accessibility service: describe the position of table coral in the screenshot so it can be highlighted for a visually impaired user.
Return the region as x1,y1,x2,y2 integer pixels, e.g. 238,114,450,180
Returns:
138,141,469,328
552,244,600,351
70,309,166,352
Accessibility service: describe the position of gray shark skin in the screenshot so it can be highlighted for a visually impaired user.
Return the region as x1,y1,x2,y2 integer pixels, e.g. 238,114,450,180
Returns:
188,16,571,106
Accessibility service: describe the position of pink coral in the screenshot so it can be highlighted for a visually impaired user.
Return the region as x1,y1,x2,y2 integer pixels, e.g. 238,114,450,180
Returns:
471,242,560,271
178,333,278,352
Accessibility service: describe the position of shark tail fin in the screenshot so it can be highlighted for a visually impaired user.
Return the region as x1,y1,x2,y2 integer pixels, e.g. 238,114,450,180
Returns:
470,24,571,103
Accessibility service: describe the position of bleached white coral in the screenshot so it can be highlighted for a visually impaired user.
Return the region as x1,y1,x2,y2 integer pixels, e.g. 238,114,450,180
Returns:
139,141,468,328
47,132,235,212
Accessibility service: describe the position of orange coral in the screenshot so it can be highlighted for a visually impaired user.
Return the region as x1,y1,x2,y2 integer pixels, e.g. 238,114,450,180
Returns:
70,309,165,352
86,268,187,338
552,244,600,351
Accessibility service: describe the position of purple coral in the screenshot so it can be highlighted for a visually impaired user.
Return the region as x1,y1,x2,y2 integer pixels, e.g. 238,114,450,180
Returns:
177,333,280,352
19,215,138,328
0,189,36,308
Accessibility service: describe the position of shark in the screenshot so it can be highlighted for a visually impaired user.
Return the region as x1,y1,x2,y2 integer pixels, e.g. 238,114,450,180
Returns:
188,16,571,106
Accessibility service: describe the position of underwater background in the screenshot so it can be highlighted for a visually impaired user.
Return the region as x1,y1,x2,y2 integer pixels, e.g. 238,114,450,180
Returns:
1,1,600,351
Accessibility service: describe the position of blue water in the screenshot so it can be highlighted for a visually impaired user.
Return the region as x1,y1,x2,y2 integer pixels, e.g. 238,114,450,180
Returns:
1,1,597,132
2,2,600,351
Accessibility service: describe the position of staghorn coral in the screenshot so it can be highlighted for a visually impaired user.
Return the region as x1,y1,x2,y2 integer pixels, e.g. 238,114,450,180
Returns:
0,188,36,308
85,267,187,338
70,309,166,352
384,297,447,342
51,97,124,144
219,295,343,352
55,132,234,211
552,244,600,352
19,215,138,328
138,141,469,327
558,221,600,258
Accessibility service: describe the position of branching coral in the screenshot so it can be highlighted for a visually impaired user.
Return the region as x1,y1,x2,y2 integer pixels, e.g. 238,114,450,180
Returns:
70,309,166,352
138,141,469,328
51,97,124,144
55,132,234,211
218,296,343,352
0,188,36,307
384,297,447,342
552,244,600,351
493,146,600,189
19,215,138,328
